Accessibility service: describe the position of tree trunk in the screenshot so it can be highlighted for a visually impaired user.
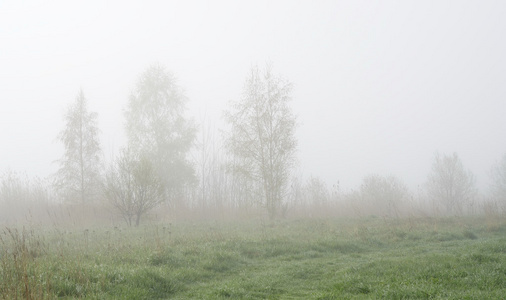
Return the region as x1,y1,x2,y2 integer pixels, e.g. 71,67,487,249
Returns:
135,212,142,227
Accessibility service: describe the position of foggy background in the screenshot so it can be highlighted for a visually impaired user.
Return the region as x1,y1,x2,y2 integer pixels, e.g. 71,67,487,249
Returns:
1,0,505,192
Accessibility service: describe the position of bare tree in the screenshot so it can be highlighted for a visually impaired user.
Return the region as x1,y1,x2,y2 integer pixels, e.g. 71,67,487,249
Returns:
196,114,215,209
286,174,304,213
426,152,476,215
54,89,102,203
195,116,232,212
303,176,330,208
104,150,164,226
491,153,506,213
359,174,408,218
125,64,197,205
224,65,297,220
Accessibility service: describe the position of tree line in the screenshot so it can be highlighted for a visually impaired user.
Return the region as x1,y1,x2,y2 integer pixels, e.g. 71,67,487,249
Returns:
50,64,297,225
1,64,506,225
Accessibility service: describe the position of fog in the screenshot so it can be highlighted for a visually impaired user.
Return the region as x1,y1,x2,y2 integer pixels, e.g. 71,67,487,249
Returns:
1,0,506,193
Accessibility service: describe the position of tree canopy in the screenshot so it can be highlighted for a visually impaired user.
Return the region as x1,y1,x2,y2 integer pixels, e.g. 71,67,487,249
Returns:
125,64,197,201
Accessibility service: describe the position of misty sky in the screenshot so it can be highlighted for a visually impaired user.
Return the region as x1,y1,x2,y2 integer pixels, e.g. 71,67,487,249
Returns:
1,1,505,192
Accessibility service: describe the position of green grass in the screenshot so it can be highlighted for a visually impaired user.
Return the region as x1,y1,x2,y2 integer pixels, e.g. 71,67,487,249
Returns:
1,216,505,299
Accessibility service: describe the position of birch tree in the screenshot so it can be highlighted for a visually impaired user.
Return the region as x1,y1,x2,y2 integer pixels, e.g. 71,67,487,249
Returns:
224,65,297,220
125,64,196,204
54,89,101,203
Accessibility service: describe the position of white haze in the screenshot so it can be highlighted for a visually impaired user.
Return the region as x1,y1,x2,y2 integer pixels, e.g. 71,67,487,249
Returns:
1,1,505,192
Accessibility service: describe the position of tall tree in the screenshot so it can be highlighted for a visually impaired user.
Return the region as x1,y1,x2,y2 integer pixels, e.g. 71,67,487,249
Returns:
125,64,196,203
224,65,297,220
426,152,476,215
491,153,506,213
54,89,101,203
196,114,216,209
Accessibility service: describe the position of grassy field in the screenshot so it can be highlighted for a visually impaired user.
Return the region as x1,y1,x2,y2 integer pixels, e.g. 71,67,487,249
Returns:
1,216,505,299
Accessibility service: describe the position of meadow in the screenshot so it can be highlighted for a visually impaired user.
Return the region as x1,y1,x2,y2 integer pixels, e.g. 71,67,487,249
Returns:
1,215,505,299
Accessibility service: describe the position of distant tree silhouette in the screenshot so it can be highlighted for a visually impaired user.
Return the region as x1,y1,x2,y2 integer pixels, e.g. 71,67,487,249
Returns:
125,64,196,205
359,174,408,218
224,65,297,220
426,152,476,215
54,89,101,203
491,153,506,214
104,150,164,226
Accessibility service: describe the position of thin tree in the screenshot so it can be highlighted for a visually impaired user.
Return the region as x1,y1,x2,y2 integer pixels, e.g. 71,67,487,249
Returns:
491,153,506,213
196,113,214,209
54,89,101,203
125,64,196,205
426,152,476,215
224,65,297,220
